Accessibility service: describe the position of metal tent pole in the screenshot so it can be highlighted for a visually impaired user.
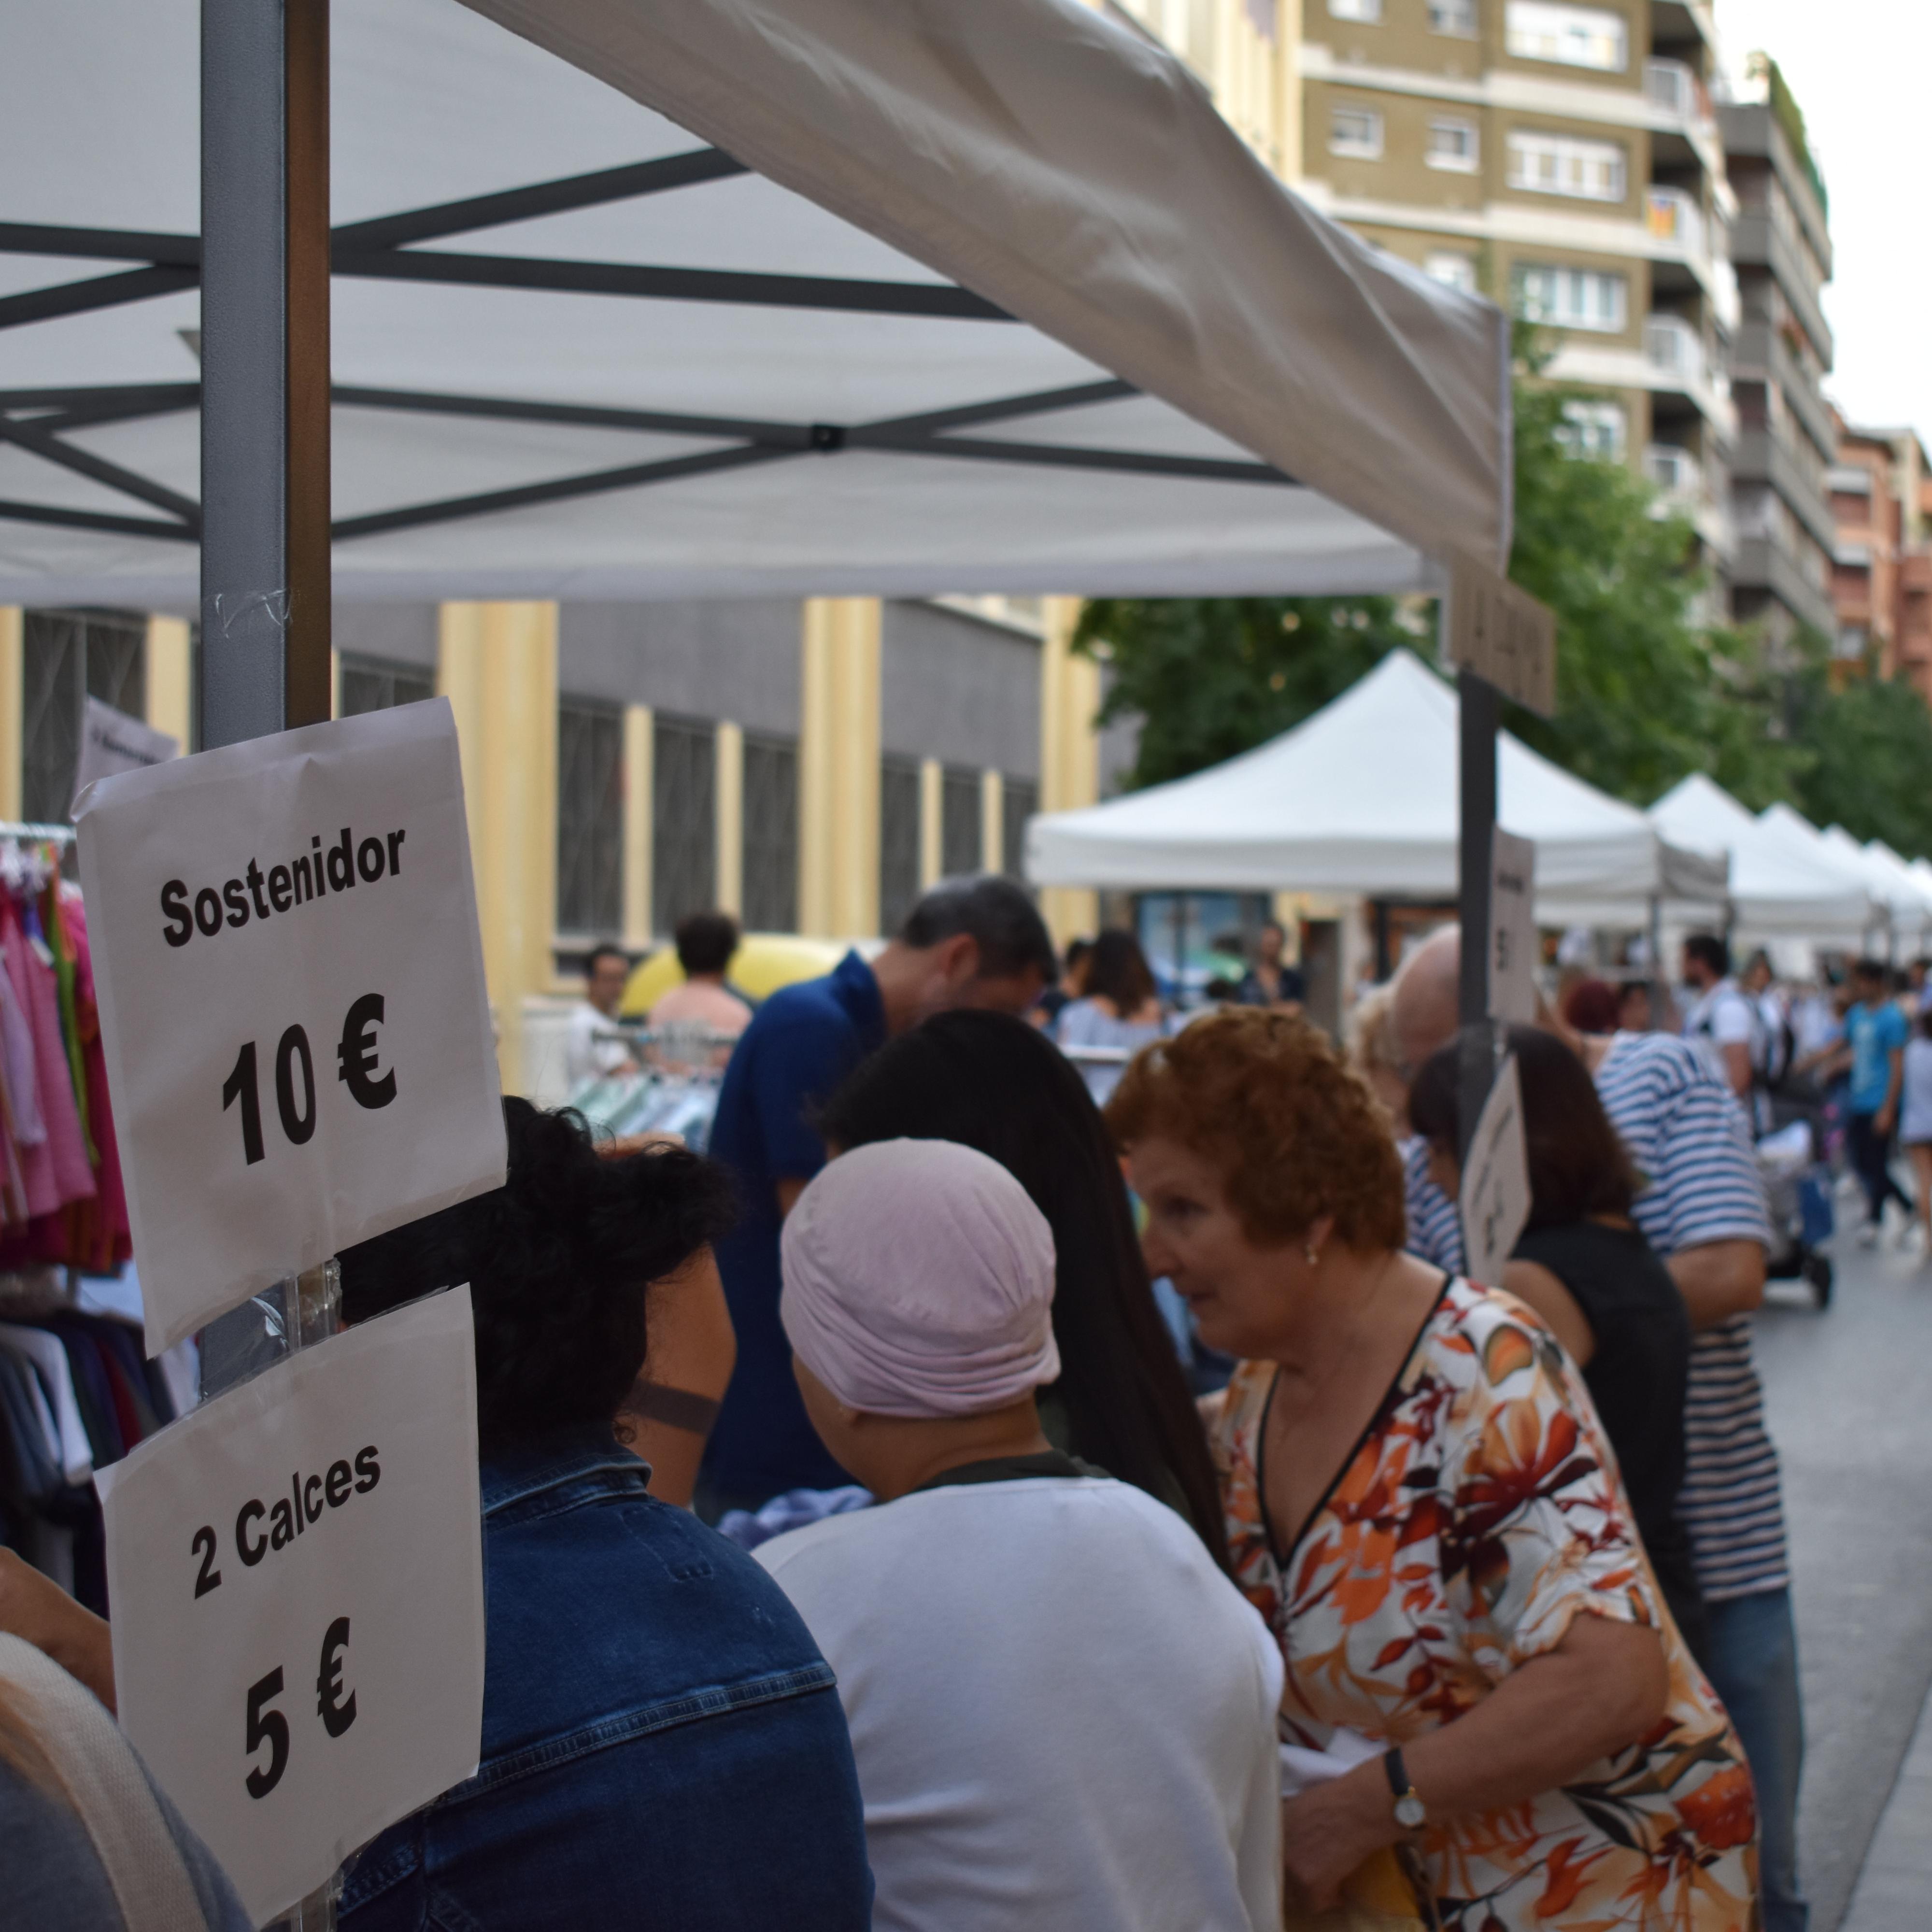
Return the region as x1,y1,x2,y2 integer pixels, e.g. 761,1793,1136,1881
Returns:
200,0,332,748
1455,667,1499,1160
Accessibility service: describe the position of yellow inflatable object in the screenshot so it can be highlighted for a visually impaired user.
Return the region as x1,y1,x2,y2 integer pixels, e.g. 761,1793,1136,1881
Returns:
620,933,850,1015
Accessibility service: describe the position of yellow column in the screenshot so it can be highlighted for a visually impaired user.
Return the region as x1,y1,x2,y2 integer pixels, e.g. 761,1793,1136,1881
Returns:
1038,595,1101,947
918,758,943,890
797,597,881,938
0,609,20,820
622,704,653,950
144,615,192,752
714,719,744,918
980,768,1004,875
438,601,559,1095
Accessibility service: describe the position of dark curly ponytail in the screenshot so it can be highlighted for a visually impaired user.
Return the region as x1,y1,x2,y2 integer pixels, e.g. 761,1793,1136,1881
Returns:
339,1099,737,1450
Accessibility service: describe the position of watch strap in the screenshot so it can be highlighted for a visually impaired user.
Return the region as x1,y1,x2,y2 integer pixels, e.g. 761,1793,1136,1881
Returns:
1382,1746,1410,1799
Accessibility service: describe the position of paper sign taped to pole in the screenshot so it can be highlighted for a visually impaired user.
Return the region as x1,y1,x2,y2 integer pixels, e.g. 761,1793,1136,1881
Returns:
1488,828,1538,1025
1459,1051,1531,1288
97,1288,485,1929
72,696,178,813
76,699,505,1353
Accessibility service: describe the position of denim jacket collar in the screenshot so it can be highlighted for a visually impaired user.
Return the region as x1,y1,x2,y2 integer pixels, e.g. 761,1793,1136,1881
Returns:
480,1423,651,1517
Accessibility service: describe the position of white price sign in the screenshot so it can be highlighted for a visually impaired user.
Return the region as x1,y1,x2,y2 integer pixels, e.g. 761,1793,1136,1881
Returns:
96,1289,485,1929
1459,1051,1531,1288
1488,828,1537,1025
75,700,506,1353
72,695,178,811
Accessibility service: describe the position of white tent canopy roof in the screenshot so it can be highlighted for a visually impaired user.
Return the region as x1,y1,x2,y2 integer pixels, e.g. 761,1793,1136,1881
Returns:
1025,650,1725,915
0,0,1511,609
1815,824,1932,935
1648,773,1874,939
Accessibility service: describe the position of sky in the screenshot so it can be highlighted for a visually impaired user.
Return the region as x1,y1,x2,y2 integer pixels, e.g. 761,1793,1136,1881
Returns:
1714,0,1932,447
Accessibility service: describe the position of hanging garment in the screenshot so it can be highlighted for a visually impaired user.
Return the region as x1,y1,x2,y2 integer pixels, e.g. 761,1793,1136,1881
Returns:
0,1321,91,1484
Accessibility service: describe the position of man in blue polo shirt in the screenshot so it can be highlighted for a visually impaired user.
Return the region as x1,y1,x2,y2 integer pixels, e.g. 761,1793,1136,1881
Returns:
701,876,1057,1512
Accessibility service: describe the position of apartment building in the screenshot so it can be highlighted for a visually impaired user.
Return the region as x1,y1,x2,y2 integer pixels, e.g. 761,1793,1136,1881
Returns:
1292,0,1736,594
1720,80,1836,646
1830,416,1932,703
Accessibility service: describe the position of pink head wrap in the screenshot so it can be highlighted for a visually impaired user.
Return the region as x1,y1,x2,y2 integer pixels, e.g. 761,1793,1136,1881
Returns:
780,1138,1060,1419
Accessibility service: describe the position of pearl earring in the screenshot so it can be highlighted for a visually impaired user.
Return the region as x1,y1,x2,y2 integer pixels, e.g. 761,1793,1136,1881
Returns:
1304,1242,1319,1266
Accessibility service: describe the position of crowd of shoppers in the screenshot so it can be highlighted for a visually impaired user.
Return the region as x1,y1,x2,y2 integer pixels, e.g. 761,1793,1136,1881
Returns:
2,882,1825,1929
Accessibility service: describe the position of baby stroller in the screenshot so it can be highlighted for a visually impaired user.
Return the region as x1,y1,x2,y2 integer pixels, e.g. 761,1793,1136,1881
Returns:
1758,1112,1835,1309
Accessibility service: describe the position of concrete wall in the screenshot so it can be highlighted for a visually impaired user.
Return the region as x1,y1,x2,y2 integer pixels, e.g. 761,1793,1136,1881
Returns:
558,599,802,734
880,599,1041,780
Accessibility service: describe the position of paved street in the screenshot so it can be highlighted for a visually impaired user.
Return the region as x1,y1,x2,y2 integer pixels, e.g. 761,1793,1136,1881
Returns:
1756,1202,1932,1929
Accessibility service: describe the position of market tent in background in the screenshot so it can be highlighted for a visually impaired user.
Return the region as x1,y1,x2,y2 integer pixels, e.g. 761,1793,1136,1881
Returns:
1025,650,1725,922
0,0,1510,610
1648,773,1874,944
1818,825,1932,947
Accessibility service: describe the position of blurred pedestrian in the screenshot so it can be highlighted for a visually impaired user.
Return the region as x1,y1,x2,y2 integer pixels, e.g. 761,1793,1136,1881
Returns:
703,876,1055,1512
1560,976,1620,1036
1236,918,1305,1012
1680,935,1760,1109
1108,1009,1757,1930
1838,958,1913,1244
759,1138,1282,1932
1901,1007,1932,1256
819,1010,1228,1563
645,911,752,1063
1031,935,1091,1029
1345,982,1407,1124
1407,1024,1705,1654
563,941,638,1088
1390,928,1804,1932
1618,978,1656,1032
1054,928,1167,1105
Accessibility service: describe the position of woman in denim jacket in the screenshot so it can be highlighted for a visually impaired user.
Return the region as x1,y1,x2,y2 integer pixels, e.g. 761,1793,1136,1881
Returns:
336,1099,872,1931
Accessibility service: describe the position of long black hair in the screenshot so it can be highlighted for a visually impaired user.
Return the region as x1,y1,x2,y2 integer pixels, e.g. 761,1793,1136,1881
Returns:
819,1011,1229,1569
339,1099,737,1451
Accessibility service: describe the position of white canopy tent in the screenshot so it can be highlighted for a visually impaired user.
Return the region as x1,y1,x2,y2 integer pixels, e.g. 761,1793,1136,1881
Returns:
1025,650,1725,918
0,0,1511,609
1818,825,1932,944
1648,773,1873,941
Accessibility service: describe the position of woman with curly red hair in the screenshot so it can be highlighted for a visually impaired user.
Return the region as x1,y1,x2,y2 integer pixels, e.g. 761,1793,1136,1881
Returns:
1105,1009,1756,1931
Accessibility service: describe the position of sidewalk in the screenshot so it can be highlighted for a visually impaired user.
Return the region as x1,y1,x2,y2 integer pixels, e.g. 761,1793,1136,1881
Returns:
1840,1668,1932,1928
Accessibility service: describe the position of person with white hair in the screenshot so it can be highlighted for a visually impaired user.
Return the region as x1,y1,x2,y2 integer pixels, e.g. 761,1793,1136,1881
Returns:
755,1137,1283,1932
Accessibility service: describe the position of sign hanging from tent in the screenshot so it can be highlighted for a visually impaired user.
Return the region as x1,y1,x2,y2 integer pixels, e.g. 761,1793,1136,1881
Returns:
1488,829,1538,1025
71,696,178,813
1448,555,1557,718
75,700,506,1354
97,1288,486,1929
1459,1052,1531,1288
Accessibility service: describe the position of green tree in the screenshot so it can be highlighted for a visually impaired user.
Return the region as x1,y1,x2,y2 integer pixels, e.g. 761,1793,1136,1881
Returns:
1071,594,1413,792
1790,660,1932,853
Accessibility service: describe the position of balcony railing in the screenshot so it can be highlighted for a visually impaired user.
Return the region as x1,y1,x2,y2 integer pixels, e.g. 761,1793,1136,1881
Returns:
1644,444,1700,498
1645,186,1706,262
1643,314,1705,387
1644,58,1711,125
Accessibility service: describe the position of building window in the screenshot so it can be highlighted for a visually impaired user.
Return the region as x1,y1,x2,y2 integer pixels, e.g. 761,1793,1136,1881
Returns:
1557,400,1627,461
556,699,622,938
651,716,715,937
941,767,982,879
1424,251,1479,292
1504,2,1627,71
1327,0,1381,18
1513,263,1627,332
879,756,922,939
1426,119,1480,172
338,653,433,717
1001,779,1038,882
1329,106,1384,158
23,608,146,824
1429,0,1477,33
740,732,798,934
1506,130,1625,201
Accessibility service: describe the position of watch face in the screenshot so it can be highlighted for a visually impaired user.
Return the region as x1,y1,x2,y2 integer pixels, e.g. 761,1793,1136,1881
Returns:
1395,1792,1427,1831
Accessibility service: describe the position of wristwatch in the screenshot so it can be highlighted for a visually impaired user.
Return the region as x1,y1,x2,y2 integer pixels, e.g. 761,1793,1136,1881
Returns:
1383,1747,1426,1832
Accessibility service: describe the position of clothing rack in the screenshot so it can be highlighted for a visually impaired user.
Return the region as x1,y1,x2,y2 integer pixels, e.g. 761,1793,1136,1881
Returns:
0,823,76,844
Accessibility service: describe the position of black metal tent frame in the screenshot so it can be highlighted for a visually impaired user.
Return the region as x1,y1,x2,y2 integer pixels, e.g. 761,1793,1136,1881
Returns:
0,144,1297,550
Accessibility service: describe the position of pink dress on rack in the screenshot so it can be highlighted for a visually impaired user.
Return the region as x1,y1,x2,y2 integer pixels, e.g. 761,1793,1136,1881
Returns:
0,896,63,1221
60,893,130,1265
5,895,94,1209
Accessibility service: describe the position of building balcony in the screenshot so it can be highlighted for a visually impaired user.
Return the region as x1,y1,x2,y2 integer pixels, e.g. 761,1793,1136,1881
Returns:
1644,186,1707,263
1731,212,1833,365
1733,537,1836,635
1645,444,1733,560
1733,321,1837,461
1643,59,1713,127
1733,429,1838,552
1644,313,1705,387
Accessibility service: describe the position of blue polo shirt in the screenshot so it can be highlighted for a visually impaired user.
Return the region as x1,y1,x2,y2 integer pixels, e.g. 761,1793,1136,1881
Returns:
703,951,887,1501
1847,998,1909,1115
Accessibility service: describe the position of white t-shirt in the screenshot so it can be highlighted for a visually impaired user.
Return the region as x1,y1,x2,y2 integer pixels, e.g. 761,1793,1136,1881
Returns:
1901,1036,1932,1144
756,1476,1283,1932
562,1000,633,1090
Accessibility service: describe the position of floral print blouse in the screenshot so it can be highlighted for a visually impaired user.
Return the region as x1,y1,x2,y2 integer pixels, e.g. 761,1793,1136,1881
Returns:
1201,1278,1758,1931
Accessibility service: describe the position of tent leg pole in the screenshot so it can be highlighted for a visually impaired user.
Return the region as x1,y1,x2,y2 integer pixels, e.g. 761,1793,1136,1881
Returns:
1456,669,1499,1161
200,0,332,752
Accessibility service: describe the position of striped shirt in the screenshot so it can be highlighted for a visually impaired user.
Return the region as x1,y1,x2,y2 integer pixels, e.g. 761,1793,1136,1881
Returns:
1403,1031,1784,1602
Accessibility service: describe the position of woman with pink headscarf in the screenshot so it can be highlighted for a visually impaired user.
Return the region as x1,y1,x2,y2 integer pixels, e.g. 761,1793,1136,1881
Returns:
754,1137,1284,1932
